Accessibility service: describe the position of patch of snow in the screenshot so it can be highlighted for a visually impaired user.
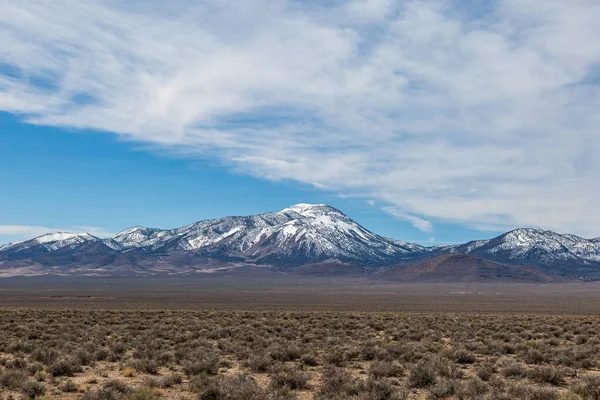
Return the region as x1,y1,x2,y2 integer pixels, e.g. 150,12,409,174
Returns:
35,232,92,244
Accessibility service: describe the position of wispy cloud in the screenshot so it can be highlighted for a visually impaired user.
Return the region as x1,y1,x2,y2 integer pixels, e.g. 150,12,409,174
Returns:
1,0,600,235
382,207,433,232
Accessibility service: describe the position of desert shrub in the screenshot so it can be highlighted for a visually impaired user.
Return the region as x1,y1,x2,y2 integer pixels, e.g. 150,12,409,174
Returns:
323,349,346,366
528,365,565,386
508,384,558,400
82,388,121,400
399,343,429,363
60,379,79,392
270,385,299,400
95,347,110,361
110,342,127,355
453,349,476,364
0,368,27,389
141,375,161,388
6,357,28,369
48,358,81,377
197,373,266,400
480,388,516,400
456,378,489,399
357,377,406,400
21,380,46,399
160,373,182,388
558,391,584,400
572,374,600,399
500,361,526,378
408,361,437,388
428,378,459,398
27,362,44,375
247,354,273,373
524,349,546,365
575,335,588,345
369,360,404,378
435,359,465,380
126,388,161,400
75,349,94,366
317,365,357,398
476,363,495,381
189,373,212,393
130,359,159,374
183,354,220,376
30,348,59,365
300,353,319,366
270,344,304,362
103,379,132,394
270,365,310,390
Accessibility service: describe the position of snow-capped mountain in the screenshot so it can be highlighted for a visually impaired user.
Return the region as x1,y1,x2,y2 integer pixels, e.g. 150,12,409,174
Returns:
0,232,102,258
105,227,164,251
106,204,425,264
0,204,429,275
1,206,600,279
451,228,600,277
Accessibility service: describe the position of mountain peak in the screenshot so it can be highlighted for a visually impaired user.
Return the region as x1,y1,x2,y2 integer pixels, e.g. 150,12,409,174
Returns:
113,226,157,236
453,227,600,271
500,228,550,242
0,232,101,253
280,204,341,217
34,232,96,244
109,226,163,250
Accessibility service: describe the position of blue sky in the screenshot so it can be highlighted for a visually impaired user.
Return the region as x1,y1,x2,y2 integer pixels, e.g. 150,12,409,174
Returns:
1,0,600,244
0,112,490,245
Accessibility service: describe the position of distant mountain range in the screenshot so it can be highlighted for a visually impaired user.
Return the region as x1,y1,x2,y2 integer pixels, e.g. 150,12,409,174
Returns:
1,204,599,281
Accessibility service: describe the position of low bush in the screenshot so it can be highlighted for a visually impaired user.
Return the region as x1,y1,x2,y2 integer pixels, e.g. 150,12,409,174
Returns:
197,373,266,400
270,365,310,390
408,361,437,388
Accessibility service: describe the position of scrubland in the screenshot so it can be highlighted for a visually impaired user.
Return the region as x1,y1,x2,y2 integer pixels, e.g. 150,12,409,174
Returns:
2,308,600,400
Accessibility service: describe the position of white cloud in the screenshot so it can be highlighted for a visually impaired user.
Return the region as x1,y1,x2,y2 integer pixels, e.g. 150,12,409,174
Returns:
382,207,433,233
367,200,376,206
1,0,600,236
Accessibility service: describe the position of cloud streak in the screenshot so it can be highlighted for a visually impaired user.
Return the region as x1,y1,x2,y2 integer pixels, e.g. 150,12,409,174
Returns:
1,0,600,235
382,207,433,233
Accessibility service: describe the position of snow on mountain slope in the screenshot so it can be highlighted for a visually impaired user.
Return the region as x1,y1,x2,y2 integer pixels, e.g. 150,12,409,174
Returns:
452,228,600,267
0,242,18,251
2,206,600,278
1,232,100,253
101,204,426,264
106,226,165,250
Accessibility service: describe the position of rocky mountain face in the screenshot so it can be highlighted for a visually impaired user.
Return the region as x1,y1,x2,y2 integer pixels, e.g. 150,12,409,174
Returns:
1,205,600,280
449,229,600,279
0,204,427,276
100,204,425,264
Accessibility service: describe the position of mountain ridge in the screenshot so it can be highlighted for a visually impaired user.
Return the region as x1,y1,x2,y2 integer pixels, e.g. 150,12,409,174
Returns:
1,204,600,280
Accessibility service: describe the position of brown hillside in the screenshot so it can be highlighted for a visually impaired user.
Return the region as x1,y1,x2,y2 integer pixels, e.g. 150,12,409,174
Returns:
381,254,553,283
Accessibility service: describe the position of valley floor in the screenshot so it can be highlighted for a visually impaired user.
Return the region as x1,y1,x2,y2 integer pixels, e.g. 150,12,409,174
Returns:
2,278,600,399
